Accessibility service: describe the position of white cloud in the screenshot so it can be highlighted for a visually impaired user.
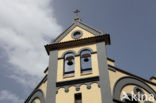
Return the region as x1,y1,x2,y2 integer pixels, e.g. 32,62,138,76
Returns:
0,1,63,96
0,90,24,103
8,73,40,89
0,0,62,78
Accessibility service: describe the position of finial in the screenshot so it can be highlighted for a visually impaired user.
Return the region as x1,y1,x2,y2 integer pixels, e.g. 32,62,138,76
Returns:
73,9,80,17
73,9,82,22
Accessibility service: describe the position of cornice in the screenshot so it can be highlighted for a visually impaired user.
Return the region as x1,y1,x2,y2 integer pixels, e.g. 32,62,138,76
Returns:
45,34,111,55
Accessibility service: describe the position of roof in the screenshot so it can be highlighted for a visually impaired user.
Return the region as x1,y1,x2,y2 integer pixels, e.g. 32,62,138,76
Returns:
52,17,103,43
150,76,156,80
108,65,156,86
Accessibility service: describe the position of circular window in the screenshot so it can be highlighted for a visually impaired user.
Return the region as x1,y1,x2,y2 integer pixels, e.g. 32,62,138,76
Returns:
71,30,82,39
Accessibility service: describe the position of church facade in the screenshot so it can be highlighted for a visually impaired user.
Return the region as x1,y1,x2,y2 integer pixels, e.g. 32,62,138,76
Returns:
24,17,156,103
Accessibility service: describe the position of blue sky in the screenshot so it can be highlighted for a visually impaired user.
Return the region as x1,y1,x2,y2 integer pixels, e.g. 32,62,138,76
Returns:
0,0,156,103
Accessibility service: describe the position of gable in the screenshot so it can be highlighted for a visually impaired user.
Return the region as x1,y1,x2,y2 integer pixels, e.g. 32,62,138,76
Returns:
60,26,95,43
52,18,103,43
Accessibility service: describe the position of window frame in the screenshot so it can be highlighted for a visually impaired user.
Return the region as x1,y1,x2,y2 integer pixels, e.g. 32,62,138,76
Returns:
71,30,83,39
80,49,92,74
63,52,75,76
75,93,82,103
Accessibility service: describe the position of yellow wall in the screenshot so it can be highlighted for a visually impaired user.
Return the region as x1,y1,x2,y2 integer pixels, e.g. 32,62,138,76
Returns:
39,81,47,98
31,79,47,103
45,70,48,75
108,70,128,94
60,26,95,43
57,25,102,102
34,98,41,103
56,83,102,103
107,60,115,66
151,78,156,84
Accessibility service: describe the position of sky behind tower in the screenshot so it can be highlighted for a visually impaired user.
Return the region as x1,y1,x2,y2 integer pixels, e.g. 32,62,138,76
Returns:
0,0,156,103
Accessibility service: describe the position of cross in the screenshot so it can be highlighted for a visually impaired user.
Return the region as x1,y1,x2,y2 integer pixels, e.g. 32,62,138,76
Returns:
73,9,80,16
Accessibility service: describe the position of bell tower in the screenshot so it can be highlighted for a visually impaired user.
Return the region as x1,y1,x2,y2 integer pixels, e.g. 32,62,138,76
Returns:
45,17,113,103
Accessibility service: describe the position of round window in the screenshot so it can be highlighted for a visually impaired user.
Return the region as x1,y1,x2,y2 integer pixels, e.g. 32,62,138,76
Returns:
71,30,82,39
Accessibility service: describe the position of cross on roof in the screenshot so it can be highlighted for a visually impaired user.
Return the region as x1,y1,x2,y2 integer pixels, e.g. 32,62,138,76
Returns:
73,9,80,16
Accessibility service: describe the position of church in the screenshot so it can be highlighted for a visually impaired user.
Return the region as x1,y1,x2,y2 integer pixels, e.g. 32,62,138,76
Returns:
24,16,156,103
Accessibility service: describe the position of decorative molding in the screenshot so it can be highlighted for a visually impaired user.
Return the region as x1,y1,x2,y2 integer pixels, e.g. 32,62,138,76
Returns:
58,49,97,60
24,75,47,103
113,76,156,101
52,23,75,43
56,76,100,93
56,81,100,93
77,47,94,55
107,57,115,62
25,89,45,103
45,34,111,55
56,76,99,87
60,50,77,59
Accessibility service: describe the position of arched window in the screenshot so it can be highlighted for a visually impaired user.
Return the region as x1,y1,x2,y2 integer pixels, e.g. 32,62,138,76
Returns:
80,50,92,73
64,53,75,76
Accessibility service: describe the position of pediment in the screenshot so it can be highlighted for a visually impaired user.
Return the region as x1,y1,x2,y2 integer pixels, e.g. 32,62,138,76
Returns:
52,18,103,43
